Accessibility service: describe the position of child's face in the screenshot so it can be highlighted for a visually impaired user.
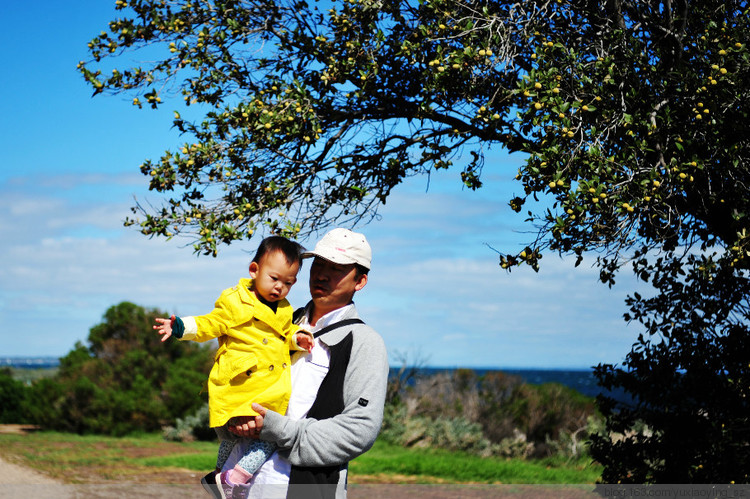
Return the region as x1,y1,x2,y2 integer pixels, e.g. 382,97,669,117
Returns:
249,250,300,303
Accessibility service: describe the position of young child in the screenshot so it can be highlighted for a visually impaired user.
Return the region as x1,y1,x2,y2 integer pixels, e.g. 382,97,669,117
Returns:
154,236,313,498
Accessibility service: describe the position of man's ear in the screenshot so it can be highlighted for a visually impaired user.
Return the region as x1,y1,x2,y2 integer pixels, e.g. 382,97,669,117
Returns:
249,261,259,278
354,273,368,292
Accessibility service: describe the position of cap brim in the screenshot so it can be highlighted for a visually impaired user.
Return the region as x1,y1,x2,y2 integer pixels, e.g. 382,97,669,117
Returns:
301,250,359,266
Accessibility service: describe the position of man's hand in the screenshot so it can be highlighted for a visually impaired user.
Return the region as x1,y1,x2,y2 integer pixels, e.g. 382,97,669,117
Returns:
228,403,267,438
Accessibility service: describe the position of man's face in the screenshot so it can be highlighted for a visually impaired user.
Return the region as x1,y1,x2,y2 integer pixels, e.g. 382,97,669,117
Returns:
309,257,367,314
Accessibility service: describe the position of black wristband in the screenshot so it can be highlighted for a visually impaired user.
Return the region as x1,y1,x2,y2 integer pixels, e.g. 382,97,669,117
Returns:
172,316,185,339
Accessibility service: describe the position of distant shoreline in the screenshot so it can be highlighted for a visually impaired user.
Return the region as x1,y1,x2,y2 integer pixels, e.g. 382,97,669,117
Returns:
3,356,594,371
1,357,62,369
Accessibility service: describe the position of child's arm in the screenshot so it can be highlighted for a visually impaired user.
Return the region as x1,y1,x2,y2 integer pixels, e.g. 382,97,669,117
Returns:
292,329,314,353
154,290,233,344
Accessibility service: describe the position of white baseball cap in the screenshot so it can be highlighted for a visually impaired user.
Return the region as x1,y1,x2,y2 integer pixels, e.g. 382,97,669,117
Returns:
302,228,372,270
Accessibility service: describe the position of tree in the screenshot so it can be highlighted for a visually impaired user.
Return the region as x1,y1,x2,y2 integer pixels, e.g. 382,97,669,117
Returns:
46,302,213,435
81,0,750,480
590,257,750,483
0,368,30,424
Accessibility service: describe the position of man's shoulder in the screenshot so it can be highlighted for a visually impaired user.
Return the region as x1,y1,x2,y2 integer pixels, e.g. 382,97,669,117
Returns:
347,321,388,375
345,315,385,350
312,304,384,347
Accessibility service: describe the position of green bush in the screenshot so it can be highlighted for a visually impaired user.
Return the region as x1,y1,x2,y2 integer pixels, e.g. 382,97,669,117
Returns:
384,369,600,459
163,404,215,442
0,368,30,424
10,302,213,436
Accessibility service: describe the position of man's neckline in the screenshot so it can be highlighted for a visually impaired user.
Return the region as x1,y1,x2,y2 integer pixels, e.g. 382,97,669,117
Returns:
306,303,355,330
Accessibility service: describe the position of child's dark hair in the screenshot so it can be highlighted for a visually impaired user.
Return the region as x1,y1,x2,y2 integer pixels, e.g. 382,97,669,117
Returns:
252,236,304,266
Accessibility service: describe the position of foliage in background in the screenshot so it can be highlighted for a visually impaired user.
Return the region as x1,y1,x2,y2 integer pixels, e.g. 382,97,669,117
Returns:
156,365,599,460
2,357,599,466
591,263,750,483
381,369,598,459
0,368,31,424
163,403,215,442
78,0,750,481
20,302,213,436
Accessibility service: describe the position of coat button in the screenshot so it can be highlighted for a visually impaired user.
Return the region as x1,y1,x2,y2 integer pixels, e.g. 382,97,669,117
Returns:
246,370,252,377
282,363,288,369
269,365,274,371
262,338,268,345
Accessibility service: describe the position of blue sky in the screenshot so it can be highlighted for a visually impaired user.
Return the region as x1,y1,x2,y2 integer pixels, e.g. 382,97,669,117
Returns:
1,1,648,369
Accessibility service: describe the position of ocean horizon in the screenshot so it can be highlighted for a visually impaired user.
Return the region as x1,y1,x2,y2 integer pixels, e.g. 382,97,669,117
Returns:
394,366,613,400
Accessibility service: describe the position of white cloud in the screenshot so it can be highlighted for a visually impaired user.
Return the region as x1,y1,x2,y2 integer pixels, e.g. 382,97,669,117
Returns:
0,165,648,369
352,199,646,368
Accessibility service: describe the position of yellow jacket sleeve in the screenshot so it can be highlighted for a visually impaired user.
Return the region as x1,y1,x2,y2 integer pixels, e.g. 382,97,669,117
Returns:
180,290,239,343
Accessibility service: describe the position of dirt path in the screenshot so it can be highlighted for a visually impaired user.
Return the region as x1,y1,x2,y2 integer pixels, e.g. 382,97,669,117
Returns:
0,425,62,486
0,452,211,498
0,453,61,485
0,424,206,498
0,453,73,499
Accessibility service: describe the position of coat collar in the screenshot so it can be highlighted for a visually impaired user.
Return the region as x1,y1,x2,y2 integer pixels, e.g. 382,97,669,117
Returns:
237,278,292,335
297,301,361,345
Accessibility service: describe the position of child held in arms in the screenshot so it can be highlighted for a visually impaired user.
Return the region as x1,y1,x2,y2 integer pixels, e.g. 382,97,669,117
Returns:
154,236,313,498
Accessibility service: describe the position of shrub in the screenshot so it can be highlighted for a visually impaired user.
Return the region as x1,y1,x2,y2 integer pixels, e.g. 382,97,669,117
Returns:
384,369,599,459
15,302,213,435
0,368,30,424
163,404,215,442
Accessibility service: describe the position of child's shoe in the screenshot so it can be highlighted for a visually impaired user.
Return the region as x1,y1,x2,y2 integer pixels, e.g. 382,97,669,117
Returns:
218,467,252,499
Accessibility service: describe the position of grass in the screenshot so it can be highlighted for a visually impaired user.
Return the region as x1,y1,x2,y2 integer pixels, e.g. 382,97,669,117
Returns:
137,449,216,471
350,440,601,484
0,431,601,484
0,431,215,483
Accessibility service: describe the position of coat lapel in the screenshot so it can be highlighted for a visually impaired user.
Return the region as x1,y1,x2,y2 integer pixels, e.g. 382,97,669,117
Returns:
237,278,292,337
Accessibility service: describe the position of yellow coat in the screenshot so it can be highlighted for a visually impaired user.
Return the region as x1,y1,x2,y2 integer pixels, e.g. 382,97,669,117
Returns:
180,278,303,428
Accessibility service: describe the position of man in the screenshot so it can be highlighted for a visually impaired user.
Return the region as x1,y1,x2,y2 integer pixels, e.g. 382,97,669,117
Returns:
226,228,389,499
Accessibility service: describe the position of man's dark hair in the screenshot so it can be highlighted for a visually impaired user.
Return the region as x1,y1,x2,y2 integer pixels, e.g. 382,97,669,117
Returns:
252,236,304,266
354,264,370,277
